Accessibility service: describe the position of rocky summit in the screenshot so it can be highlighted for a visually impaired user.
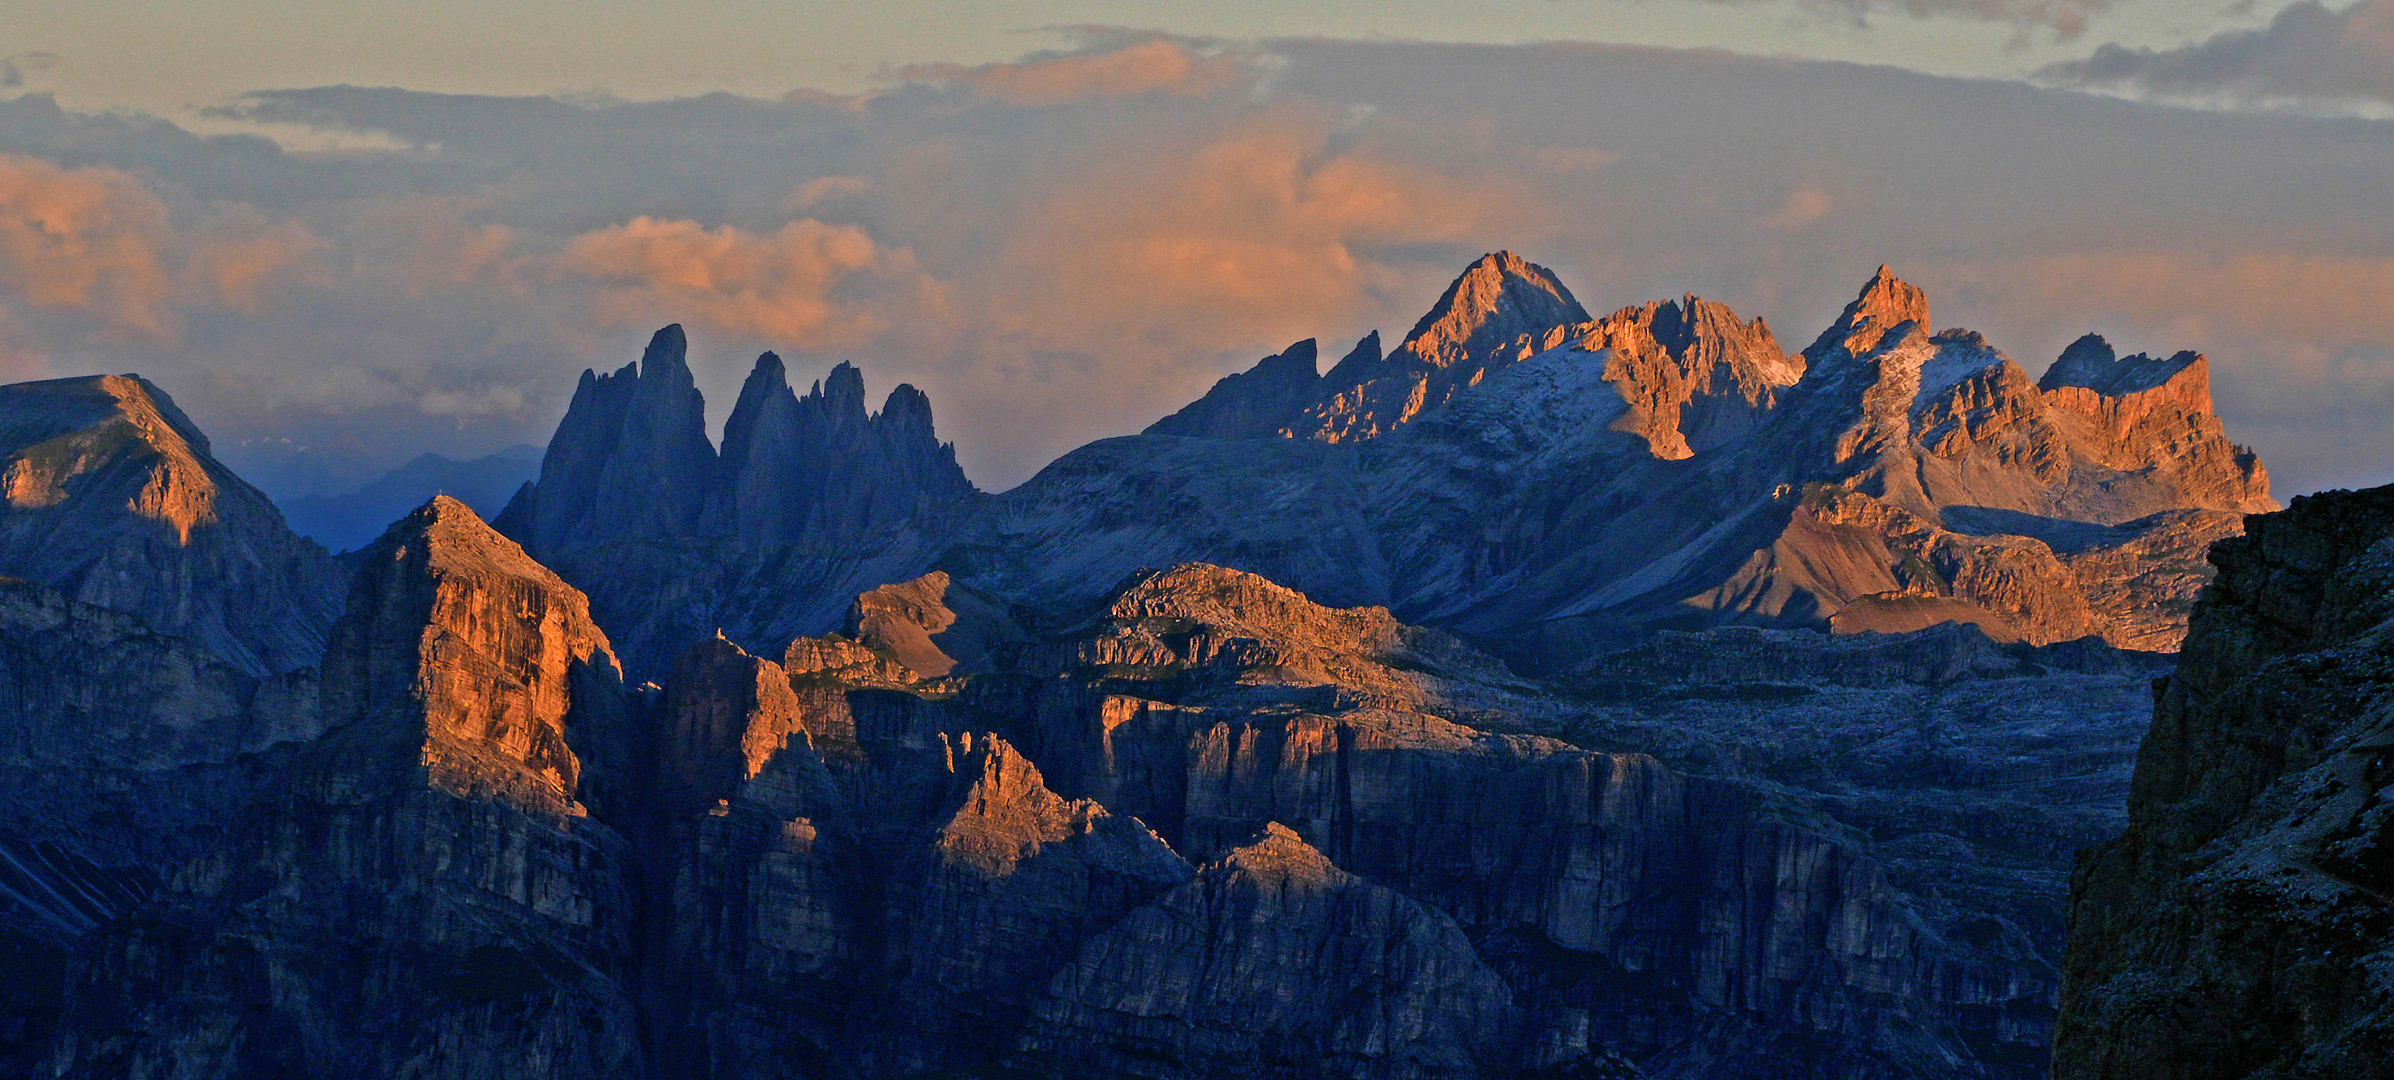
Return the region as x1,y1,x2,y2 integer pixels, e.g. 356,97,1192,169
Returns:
0,374,341,675
0,250,2329,1080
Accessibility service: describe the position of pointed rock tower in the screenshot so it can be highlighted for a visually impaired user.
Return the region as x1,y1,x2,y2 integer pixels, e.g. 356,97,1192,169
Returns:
708,354,976,546
53,495,646,1080
513,324,717,558
1296,251,1590,441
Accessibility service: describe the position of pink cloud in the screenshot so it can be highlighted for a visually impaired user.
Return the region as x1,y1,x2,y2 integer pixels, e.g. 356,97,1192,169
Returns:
556,215,928,348
0,154,176,340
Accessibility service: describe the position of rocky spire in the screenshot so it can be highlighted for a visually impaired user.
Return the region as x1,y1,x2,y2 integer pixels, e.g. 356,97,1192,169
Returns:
1290,252,1591,442
322,495,629,817
1392,250,1590,370
1807,265,1930,361
1144,339,1324,440
706,356,975,548
517,324,717,556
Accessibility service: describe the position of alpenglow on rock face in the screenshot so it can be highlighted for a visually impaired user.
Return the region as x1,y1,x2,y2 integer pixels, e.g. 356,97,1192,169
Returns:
0,373,342,673
0,248,2302,1080
980,258,2274,661
53,496,646,1080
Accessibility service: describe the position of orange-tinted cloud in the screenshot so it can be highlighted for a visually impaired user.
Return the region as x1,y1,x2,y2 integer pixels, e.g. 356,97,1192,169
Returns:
0,154,175,339
1941,250,2394,360
984,104,1534,351
194,215,332,314
900,39,1253,107
557,215,927,348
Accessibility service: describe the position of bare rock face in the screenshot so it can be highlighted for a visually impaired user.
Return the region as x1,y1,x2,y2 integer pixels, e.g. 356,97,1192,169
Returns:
0,374,341,674
990,261,2276,659
2055,486,2394,1080
1294,252,1590,442
649,632,1192,1079
842,569,1024,678
2036,334,2272,514
0,577,325,1077
1145,338,1328,440
1019,822,1565,1080
996,563,2049,1079
1552,296,1802,460
494,333,977,676
709,354,975,548
514,324,718,557
50,496,645,1080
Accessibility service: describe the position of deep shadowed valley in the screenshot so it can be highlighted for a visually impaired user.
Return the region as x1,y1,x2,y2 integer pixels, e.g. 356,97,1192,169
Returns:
0,254,2380,1080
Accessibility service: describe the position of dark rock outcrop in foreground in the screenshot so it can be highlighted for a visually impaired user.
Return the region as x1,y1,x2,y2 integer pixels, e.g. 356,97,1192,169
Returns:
52,497,645,1080
2056,486,2394,1079
0,374,342,674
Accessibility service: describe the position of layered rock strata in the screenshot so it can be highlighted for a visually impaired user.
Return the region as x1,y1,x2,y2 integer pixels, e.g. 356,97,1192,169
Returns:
51,498,645,1080
994,564,2052,1079
2055,486,2394,1079
0,576,324,1077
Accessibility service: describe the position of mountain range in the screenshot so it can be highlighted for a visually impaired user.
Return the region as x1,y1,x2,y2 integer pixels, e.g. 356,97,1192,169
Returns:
0,251,2349,1080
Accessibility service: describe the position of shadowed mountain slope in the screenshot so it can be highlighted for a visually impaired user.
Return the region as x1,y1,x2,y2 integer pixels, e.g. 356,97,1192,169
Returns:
0,374,342,674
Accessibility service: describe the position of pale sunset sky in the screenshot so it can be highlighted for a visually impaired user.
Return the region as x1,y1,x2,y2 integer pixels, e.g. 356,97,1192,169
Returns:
0,1,2388,495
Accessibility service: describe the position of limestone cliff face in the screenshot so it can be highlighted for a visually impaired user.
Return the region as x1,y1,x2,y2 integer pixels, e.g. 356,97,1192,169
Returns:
51,497,645,1080
650,633,1192,1079
494,333,977,676
1019,823,1573,1080
1557,296,1801,460
1001,564,2051,1080
0,577,323,1077
985,261,2276,658
2055,486,2394,1080
516,324,718,557
0,374,341,674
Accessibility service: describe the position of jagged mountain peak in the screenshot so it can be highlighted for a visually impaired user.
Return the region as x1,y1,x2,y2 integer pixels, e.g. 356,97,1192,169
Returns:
376,494,559,583
0,374,220,538
1395,249,1589,369
1323,331,1380,381
328,492,624,816
639,322,692,380
1810,264,1931,361
813,360,868,414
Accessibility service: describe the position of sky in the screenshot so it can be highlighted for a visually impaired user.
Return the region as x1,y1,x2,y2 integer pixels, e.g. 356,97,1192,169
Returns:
0,1,2389,499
